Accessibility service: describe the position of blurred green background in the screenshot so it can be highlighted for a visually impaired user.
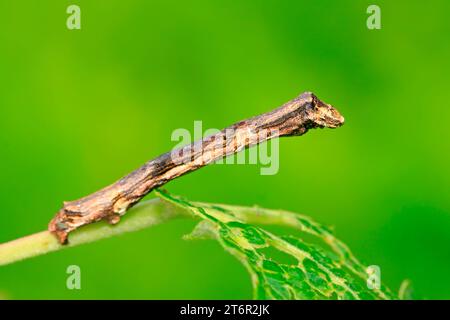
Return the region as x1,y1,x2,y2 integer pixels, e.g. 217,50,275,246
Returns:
0,0,449,299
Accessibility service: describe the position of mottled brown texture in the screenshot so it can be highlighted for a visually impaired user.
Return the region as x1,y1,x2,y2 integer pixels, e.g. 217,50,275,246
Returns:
49,92,344,243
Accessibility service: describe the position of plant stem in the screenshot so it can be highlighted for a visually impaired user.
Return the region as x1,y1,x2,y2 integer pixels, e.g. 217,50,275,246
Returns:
0,197,349,269
0,198,192,266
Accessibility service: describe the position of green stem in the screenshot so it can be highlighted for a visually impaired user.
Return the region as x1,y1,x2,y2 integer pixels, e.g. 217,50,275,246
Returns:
0,197,360,274
0,198,192,266
0,198,291,267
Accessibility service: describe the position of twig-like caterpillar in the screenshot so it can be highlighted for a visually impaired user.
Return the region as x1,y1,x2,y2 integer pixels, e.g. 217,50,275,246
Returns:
49,92,344,243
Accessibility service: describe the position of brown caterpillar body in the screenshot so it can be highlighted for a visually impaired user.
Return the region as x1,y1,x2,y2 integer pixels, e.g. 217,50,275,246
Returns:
49,92,345,244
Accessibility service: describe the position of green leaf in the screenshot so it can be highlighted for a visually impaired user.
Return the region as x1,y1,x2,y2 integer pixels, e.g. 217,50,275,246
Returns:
155,189,398,300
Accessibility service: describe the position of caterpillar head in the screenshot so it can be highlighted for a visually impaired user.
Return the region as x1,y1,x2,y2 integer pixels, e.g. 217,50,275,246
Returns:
302,92,345,129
